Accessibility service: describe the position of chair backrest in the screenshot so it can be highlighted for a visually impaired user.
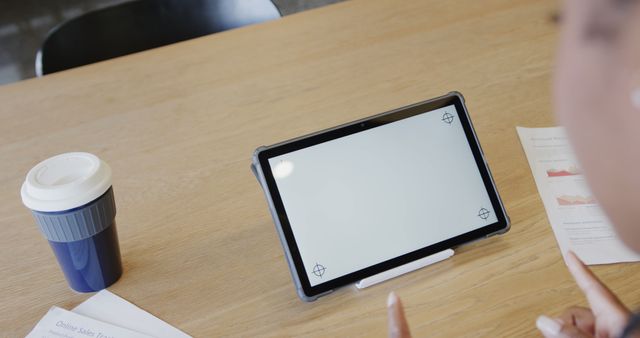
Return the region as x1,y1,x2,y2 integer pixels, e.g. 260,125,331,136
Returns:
36,0,281,76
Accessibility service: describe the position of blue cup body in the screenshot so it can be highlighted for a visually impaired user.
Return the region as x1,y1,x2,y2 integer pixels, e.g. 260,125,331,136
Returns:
48,221,122,292
32,187,122,292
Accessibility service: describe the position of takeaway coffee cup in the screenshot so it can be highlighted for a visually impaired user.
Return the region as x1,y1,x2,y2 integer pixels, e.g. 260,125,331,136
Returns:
21,152,122,292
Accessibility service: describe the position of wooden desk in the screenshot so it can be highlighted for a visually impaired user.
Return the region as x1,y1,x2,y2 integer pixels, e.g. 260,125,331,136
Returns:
2,0,639,336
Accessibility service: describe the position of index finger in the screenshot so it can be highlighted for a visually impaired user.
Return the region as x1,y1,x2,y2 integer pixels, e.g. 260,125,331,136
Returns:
387,292,412,338
565,251,624,314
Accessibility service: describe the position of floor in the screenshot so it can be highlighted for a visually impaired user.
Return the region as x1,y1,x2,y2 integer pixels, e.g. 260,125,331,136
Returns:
0,0,344,86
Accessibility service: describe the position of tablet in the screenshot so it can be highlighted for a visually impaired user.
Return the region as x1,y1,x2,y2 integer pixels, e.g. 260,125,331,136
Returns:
251,92,509,301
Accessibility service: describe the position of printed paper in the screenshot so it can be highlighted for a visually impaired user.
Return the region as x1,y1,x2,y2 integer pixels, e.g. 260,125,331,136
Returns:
517,126,640,264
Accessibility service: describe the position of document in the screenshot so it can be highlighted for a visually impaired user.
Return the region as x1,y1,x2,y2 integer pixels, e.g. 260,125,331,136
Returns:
27,291,192,338
72,290,191,338
517,126,640,264
26,306,152,338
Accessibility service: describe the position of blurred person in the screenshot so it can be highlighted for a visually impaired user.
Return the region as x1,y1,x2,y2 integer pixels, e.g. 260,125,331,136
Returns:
386,0,640,337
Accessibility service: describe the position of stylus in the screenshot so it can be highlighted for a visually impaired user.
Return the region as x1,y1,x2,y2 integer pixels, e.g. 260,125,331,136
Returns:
355,249,455,289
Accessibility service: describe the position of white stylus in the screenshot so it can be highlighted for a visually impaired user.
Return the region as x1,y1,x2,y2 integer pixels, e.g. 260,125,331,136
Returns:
355,248,455,289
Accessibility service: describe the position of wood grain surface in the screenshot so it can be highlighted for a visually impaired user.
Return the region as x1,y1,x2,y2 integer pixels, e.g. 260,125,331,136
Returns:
2,0,638,336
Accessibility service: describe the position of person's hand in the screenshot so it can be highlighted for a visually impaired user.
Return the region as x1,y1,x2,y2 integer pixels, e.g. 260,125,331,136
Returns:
536,251,630,338
387,292,411,338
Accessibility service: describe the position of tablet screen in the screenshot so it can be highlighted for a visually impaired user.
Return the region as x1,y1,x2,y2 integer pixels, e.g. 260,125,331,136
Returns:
267,104,498,286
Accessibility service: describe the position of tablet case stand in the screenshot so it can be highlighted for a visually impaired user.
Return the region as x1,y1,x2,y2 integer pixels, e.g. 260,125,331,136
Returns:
355,249,455,289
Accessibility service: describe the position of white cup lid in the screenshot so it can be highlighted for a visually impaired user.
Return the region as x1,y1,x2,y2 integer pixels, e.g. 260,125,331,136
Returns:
21,152,112,212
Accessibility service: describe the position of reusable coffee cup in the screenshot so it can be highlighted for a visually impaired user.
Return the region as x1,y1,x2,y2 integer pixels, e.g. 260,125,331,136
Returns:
21,152,122,292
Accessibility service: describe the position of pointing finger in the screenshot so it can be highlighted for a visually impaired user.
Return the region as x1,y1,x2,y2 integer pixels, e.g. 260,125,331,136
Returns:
387,292,412,338
565,251,624,315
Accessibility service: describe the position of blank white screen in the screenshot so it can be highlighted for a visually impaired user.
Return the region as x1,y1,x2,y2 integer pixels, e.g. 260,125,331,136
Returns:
269,105,497,286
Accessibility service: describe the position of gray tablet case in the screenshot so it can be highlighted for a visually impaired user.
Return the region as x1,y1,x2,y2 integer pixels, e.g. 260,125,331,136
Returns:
251,92,510,301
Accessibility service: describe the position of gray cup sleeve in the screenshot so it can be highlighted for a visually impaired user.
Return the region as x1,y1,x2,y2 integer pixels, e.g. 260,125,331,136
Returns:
31,187,116,243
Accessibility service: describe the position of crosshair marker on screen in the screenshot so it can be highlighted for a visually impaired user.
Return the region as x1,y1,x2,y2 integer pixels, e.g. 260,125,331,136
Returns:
442,112,454,124
312,263,326,278
478,208,491,220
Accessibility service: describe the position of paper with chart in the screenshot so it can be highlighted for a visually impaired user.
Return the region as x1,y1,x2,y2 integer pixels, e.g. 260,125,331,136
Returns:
517,126,640,265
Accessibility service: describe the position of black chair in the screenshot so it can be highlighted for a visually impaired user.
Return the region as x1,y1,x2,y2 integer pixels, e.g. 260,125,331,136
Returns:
36,0,281,76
